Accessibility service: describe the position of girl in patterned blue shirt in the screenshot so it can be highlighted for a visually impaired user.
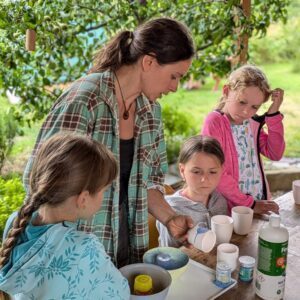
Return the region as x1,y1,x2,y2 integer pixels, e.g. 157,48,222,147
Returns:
0,134,129,300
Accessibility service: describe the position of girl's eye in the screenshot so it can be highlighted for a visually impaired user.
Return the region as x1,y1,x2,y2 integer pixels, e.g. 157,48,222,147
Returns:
210,171,217,174
239,101,246,105
171,75,177,80
252,106,260,110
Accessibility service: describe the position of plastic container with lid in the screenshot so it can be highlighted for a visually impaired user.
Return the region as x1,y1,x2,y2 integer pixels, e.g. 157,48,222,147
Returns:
133,274,153,295
215,262,231,288
239,256,255,282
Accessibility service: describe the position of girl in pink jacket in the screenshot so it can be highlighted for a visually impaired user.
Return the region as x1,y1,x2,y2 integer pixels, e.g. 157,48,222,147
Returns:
202,65,284,215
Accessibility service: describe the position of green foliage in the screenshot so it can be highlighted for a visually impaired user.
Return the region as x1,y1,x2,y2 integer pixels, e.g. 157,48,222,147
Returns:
0,0,289,124
0,175,25,240
162,104,197,164
0,108,20,171
249,0,300,70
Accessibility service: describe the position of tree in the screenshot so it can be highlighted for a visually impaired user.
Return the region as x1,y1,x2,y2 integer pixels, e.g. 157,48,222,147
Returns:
0,0,289,123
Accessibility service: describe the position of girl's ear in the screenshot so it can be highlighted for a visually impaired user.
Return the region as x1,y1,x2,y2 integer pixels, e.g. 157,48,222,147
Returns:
179,163,186,181
222,85,230,97
76,191,90,209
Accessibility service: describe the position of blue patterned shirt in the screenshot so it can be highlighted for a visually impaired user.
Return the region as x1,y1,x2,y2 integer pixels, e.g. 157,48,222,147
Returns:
0,213,130,299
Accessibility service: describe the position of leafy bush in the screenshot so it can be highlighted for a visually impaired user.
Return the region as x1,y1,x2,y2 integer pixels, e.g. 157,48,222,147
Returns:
0,108,20,172
0,175,25,241
250,9,300,70
162,104,197,164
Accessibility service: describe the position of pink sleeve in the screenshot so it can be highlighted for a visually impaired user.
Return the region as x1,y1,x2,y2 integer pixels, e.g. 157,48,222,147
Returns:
259,113,285,161
217,172,255,209
201,113,255,210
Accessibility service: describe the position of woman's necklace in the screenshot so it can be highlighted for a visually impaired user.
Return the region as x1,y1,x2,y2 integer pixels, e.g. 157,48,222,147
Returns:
114,72,133,120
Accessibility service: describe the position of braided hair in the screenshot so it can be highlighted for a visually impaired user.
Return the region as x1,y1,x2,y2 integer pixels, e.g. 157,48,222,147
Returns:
0,133,117,268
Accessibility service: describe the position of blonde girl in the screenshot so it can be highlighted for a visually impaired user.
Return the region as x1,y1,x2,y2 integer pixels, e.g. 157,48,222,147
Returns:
202,65,284,215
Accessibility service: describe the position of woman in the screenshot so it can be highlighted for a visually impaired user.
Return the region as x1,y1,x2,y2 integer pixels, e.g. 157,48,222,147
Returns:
23,17,195,267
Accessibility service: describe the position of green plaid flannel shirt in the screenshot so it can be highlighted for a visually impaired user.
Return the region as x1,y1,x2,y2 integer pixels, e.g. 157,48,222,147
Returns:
23,70,168,264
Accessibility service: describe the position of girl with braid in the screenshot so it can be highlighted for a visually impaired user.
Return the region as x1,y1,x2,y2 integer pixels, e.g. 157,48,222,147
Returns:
0,134,129,300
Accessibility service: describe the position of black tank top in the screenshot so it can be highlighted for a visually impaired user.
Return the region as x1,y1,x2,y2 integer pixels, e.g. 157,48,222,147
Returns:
119,138,134,205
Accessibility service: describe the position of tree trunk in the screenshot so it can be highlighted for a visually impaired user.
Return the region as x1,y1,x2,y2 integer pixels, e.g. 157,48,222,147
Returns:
231,0,251,68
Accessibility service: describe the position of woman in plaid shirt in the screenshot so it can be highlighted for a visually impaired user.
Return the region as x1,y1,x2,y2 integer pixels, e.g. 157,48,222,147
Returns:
23,17,195,267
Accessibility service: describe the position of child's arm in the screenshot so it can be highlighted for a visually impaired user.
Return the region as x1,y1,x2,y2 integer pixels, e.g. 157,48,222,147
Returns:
259,88,285,160
267,88,284,114
80,235,130,299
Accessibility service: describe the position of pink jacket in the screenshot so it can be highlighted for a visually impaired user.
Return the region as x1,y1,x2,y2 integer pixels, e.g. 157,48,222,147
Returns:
201,110,285,212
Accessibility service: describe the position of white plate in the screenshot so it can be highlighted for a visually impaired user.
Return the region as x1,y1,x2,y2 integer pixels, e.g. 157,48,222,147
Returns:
166,259,237,300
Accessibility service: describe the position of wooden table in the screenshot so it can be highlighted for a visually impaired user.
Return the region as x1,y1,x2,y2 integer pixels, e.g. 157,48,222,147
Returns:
181,191,300,300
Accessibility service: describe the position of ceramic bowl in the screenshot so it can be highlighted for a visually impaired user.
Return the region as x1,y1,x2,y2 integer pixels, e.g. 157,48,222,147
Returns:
143,247,189,280
119,263,172,300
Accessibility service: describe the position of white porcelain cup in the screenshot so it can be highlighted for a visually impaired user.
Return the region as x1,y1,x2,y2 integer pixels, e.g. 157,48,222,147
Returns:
187,223,216,253
211,215,233,245
217,243,239,272
292,180,300,204
231,206,254,235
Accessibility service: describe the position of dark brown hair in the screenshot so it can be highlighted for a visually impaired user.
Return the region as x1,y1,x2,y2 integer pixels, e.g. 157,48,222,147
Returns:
179,135,225,165
0,133,117,268
89,17,195,73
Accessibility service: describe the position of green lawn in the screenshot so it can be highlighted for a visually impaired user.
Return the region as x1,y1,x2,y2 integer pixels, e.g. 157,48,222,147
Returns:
4,61,300,166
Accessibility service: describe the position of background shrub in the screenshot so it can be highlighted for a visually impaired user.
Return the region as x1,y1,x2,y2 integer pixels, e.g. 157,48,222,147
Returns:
0,175,25,241
162,104,197,164
0,109,20,172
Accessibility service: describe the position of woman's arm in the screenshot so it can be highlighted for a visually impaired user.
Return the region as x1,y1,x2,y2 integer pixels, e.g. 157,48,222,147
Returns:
148,189,193,244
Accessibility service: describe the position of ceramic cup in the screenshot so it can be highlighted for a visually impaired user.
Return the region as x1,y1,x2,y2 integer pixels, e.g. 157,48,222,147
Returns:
231,206,254,235
211,215,233,245
187,223,216,253
292,180,300,204
217,243,239,272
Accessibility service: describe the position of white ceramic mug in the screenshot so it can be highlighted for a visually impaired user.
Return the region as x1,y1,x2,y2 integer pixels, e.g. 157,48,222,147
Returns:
231,206,253,235
217,243,239,272
187,223,216,253
211,215,233,245
292,180,300,204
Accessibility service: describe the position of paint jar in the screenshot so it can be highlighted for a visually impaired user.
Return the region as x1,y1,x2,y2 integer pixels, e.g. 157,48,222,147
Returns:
239,256,255,282
215,261,231,288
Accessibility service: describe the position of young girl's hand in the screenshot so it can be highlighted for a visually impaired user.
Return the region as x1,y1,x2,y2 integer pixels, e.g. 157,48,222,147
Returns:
253,200,279,215
267,88,284,114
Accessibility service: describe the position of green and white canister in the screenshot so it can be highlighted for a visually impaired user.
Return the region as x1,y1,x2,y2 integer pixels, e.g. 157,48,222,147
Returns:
255,214,288,300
